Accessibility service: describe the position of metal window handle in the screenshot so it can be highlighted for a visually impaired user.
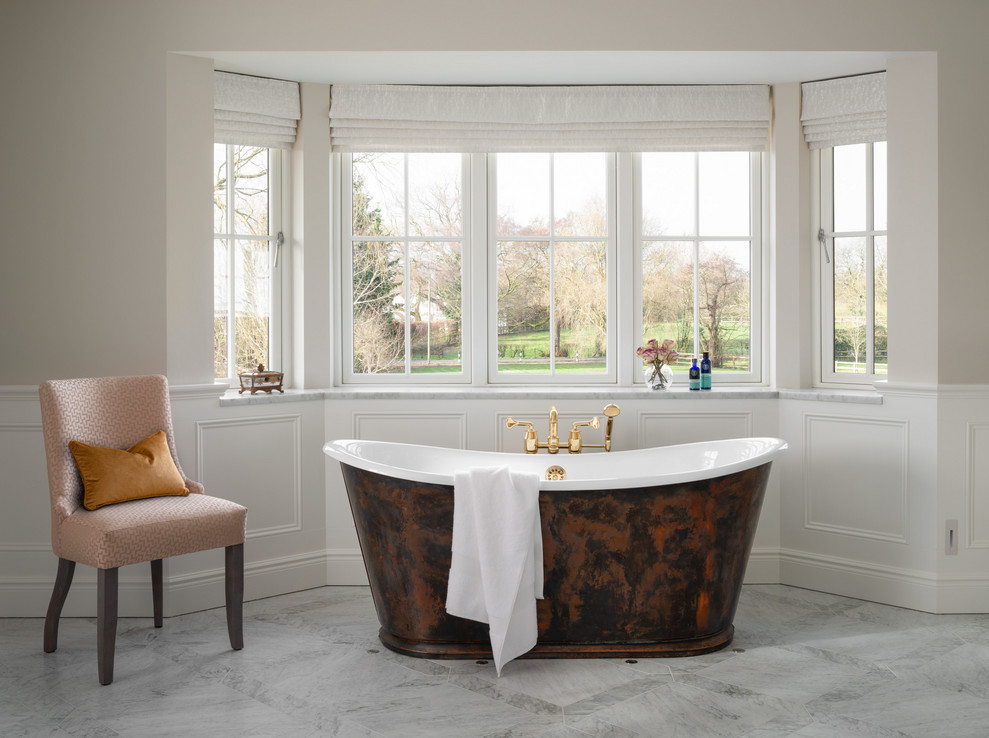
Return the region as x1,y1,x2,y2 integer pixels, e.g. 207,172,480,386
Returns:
273,231,284,268
818,228,831,264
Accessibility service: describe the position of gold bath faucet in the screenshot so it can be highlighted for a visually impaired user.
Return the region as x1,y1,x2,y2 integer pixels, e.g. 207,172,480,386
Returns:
506,404,620,454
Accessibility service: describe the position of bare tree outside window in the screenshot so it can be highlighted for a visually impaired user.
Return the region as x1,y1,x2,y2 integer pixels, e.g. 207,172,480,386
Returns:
826,142,887,378
213,145,273,379
495,153,609,375
641,152,753,372
350,153,464,376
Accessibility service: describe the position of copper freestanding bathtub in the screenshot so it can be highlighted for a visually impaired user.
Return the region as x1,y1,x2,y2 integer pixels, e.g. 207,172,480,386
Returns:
324,437,787,659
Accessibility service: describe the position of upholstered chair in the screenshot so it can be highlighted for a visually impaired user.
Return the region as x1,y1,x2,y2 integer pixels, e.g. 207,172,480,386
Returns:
38,375,247,685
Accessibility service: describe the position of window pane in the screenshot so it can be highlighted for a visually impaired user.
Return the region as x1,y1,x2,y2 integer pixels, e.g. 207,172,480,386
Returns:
497,154,550,236
233,146,269,236
874,141,887,231
699,152,749,236
353,241,404,374
410,241,462,374
642,153,695,237
874,235,888,375
642,240,692,369
554,153,607,238
409,153,462,238
353,153,404,237
699,241,751,373
497,240,550,373
213,238,229,378
833,236,868,374
833,144,866,232
213,144,227,234
497,153,550,237
233,240,270,374
554,241,607,372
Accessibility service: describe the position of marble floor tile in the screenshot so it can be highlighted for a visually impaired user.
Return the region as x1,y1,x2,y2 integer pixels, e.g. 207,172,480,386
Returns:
448,657,667,711
688,645,880,704
807,678,989,738
3,585,989,738
583,679,812,737
911,641,989,700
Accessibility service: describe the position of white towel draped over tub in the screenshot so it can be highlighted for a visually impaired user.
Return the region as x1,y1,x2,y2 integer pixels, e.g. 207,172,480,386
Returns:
446,466,543,675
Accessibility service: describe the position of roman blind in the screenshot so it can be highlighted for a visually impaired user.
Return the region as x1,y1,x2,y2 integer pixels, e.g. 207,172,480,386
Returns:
801,72,886,149
329,84,771,152
214,71,301,150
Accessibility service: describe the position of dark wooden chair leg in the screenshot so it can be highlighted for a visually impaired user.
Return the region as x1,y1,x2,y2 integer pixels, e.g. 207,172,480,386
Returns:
44,558,76,653
225,543,244,650
151,559,163,628
97,568,118,685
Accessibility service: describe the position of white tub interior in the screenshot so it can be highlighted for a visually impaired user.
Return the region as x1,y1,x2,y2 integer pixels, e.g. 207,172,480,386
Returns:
323,437,788,490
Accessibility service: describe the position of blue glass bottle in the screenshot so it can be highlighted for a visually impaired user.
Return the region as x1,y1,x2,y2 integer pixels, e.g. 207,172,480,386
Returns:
689,356,701,390
701,351,712,390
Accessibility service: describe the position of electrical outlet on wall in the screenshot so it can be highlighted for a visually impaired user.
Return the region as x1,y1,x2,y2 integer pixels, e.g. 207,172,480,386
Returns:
945,519,959,555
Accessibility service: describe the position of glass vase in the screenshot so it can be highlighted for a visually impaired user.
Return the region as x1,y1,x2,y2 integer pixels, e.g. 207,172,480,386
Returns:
645,363,673,390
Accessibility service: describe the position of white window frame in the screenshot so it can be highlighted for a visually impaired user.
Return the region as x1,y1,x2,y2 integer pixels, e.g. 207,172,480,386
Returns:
341,152,472,384
633,152,764,383
213,145,283,385
336,150,764,386
816,143,886,386
486,153,618,385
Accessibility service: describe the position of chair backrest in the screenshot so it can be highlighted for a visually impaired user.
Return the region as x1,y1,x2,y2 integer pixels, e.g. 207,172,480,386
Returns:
38,375,186,537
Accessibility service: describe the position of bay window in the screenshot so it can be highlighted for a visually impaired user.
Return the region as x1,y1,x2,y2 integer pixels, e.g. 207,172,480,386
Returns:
818,141,888,382
340,150,762,385
638,151,761,379
343,153,468,381
801,72,887,385
213,143,282,381
492,153,615,381
212,71,298,384
331,83,769,386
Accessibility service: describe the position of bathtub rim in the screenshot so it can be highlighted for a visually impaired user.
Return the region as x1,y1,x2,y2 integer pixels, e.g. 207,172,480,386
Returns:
323,436,787,490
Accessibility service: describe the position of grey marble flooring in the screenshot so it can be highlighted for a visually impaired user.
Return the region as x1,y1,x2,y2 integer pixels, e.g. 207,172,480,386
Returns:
2,585,989,737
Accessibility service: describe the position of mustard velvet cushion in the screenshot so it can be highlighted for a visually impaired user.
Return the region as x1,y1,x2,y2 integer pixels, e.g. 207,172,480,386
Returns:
69,431,190,510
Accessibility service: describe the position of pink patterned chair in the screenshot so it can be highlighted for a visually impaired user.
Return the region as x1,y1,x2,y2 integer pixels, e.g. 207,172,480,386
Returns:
39,375,247,685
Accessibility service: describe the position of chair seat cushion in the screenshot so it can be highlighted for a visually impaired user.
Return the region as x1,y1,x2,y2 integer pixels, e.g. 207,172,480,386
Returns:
56,494,247,569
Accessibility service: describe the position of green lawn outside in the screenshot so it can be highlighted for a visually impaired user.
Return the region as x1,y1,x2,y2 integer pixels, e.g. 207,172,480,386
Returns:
409,322,755,374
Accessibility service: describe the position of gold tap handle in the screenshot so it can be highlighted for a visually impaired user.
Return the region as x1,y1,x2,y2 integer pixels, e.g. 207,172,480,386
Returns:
506,417,534,430
570,417,600,432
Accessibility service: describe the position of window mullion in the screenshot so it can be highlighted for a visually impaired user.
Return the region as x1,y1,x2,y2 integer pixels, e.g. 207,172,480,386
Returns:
548,154,556,375
226,145,236,381
403,154,412,375
692,153,701,360
865,144,876,376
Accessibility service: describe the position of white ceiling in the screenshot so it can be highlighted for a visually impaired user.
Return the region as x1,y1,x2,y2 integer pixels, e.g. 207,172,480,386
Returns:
195,50,905,86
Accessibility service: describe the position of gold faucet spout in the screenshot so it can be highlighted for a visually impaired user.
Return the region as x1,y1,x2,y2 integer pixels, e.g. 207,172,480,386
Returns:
547,406,559,454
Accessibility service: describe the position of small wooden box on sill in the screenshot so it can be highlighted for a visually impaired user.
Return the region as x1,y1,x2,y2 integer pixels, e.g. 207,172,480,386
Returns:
237,364,284,395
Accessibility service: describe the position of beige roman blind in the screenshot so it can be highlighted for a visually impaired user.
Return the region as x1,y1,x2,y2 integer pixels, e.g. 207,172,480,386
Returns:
329,84,771,153
801,72,886,149
214,71,301,150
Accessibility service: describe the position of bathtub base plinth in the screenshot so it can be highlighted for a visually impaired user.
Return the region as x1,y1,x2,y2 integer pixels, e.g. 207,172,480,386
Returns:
378,625,734,660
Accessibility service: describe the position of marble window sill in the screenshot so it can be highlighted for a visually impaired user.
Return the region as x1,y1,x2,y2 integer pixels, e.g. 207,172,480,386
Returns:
218,385,883,406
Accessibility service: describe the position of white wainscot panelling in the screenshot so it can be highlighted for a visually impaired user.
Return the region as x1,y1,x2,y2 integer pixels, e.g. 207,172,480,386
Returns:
639,411,752,448
969,423,989,548
0,423,50,547
196,414,301,539
804,413,909,543
352,412,466,449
